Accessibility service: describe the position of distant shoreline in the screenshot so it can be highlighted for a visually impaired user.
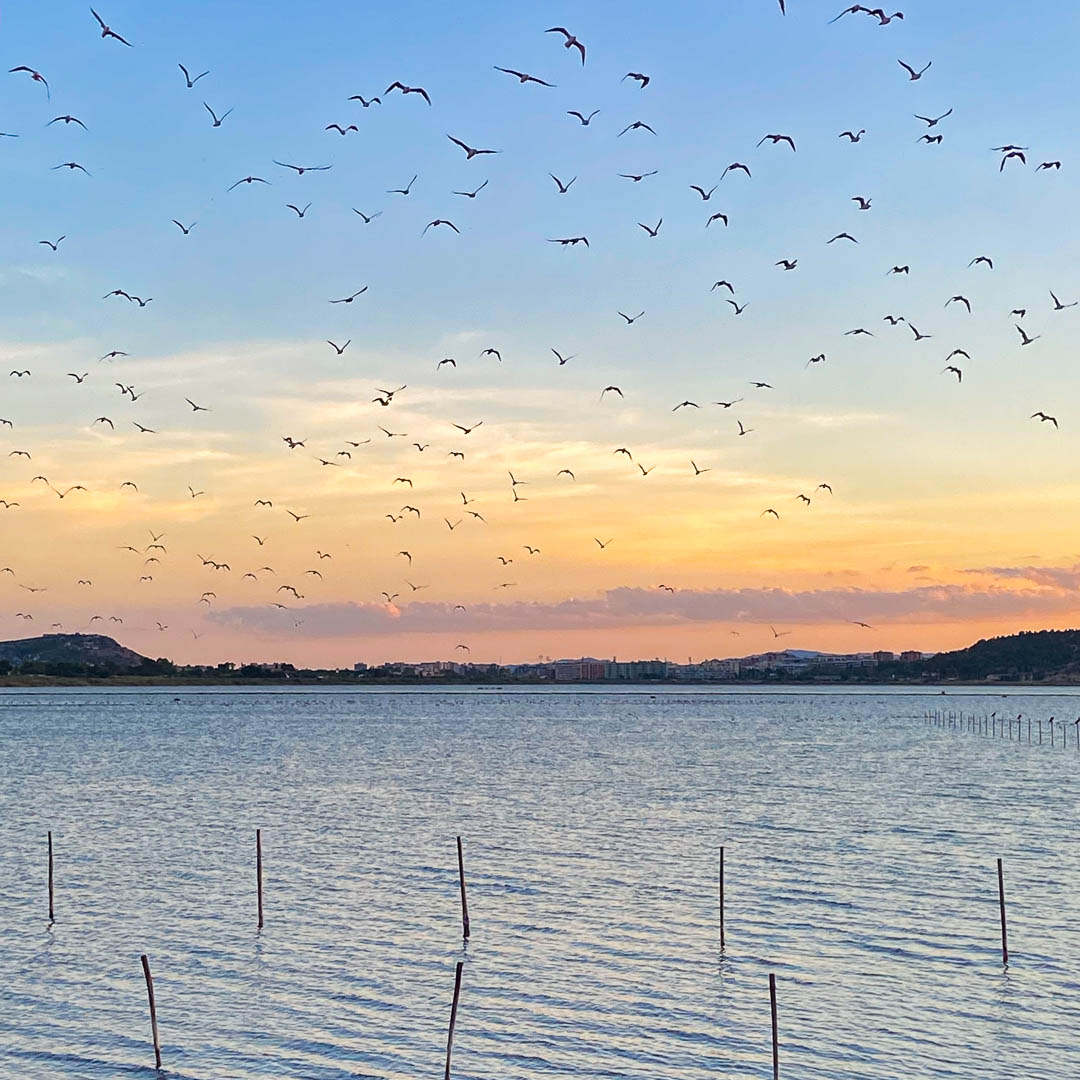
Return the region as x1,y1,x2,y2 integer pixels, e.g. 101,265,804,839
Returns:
0,675,1073,689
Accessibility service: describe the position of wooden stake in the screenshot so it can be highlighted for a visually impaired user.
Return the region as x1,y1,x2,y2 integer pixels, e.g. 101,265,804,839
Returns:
719,846,726,949
47,831,54,923
997,858,1009,966
256,829,264,930
444,960,463,1080
769,972,779,1079
141,954,162,1069
456,835,470,939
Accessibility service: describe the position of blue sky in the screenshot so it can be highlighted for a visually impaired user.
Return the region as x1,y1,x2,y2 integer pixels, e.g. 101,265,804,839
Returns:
2,2,1080,663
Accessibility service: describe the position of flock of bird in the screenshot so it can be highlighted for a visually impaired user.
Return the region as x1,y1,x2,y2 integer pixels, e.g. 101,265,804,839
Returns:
0,6,1074,656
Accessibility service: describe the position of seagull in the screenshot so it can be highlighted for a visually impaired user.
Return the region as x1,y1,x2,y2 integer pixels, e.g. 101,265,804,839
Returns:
550,174,576,193
618,311,645,324
90,9,133,46
852,196,872,210
546,27,586,64
691,184,718,200
204,103,233,127
619,121,657,137
639,219,663,237
776,259,798,271
691,461,711,476
330,288,368,303
1050,290,1078,311
1016,325,1040,346
969,256,994,269
172,220,196,234
326,124,359,135
942,365,962,382
178,63,209,88
1000,150,1027,171
898,60,932,81
839,129,866,142
619,171,658,183
286,202,312,218
737,420,753,436
453,181,489,198
594,538,613,549
1031,411,1058,428
422,219,460,235
494,67,555,87
721,163,751,180
327,340,351,355
761,509,780,519
552,349,576,366
384,81,432,104
447,135,498,160
9,67,50,98
828,232,858,244
352,209,382,223
227,175,268,191
915,108,953,127
548,236,589,247
623,72,650,88
39,236,66,251
567,110,600,125
758,133,796,151
707,213,729,228
945,295,972,312
387,175,418,195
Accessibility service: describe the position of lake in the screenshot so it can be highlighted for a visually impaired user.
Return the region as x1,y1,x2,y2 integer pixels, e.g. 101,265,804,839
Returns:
1,686,1078,1078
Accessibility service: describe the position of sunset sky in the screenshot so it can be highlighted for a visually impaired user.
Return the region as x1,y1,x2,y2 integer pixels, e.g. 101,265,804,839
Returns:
2,1,1080,666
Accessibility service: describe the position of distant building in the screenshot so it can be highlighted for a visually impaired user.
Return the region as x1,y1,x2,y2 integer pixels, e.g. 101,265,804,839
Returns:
899,651,924,662
353,662,368,672
873,651,896,663
555,658,606,681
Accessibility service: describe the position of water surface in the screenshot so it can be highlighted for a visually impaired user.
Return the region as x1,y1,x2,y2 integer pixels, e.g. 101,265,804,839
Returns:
1,686,1078,1079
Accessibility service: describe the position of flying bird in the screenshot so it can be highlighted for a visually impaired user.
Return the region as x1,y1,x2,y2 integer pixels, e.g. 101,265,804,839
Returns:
898,60,932,81
90,10,133,46
494,67,555,87
204,103,234,127
546,27,586,64
178,63,209,88
447,135,498,159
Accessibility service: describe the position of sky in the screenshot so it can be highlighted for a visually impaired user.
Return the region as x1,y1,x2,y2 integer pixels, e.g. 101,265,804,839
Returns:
2,1,1080,666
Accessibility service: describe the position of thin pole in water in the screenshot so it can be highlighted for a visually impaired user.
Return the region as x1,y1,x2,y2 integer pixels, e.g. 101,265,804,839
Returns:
256,829,264,930
141,954,162,1069
47,831,54,923
769,972,779,1079
997,858,1009,966
719,846,726,949
444,960,464,1080
457,835,470,939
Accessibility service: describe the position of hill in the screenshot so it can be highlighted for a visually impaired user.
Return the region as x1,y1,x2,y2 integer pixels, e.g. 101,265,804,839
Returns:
911,629,1080,681
0,634,156,676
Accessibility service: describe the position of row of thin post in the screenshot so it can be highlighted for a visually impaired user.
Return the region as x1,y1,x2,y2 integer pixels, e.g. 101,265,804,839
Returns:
926,708,1080,750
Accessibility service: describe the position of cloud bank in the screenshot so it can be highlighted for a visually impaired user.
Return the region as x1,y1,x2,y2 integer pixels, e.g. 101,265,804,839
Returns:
209,582,1080,638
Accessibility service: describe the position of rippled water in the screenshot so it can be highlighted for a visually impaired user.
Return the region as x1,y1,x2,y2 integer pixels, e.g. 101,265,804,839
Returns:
1,686,1078,1079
